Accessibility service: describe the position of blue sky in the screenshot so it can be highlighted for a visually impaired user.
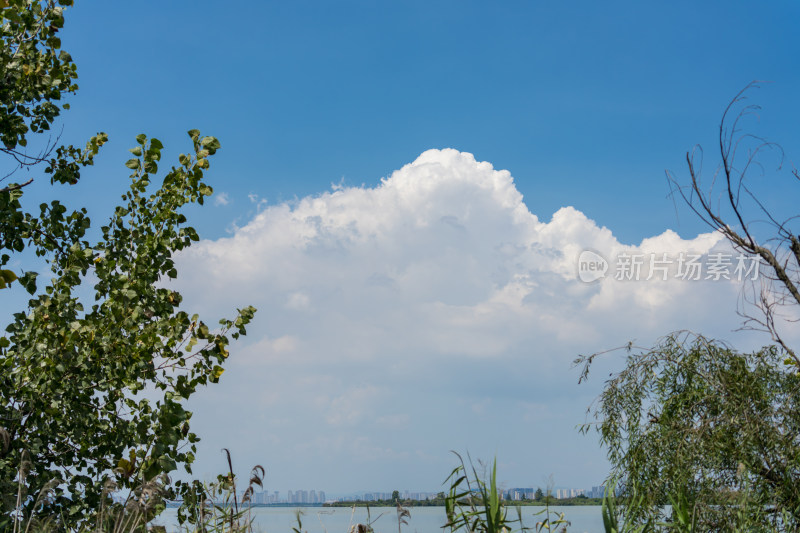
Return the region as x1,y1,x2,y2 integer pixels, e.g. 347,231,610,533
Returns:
9,1,800,496
54,1,800,244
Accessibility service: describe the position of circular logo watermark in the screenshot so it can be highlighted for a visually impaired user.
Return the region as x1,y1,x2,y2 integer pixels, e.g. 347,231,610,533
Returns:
577,250,608,283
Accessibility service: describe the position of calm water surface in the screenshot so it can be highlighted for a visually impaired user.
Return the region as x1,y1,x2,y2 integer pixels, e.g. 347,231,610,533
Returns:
153,505,604,533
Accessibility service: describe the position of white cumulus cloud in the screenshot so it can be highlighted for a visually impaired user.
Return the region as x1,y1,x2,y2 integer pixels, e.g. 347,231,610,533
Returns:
176,149,770,492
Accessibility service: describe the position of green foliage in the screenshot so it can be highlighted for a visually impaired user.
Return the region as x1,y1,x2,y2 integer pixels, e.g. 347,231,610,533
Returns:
526,478,569,532
326,495,449,508
443,453,516,533
584,89,800,533
532,505,569,533
0,267,18,288
1,130,106,290
0,130,256,529
0,0,109,284
9,457,268,533
0,1,256,529
176,456,265,533
0,0,77,152
599,481,651,533
579,332,800,531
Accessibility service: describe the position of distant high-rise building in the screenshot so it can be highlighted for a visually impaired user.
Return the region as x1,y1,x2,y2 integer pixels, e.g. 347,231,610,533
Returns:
588,485,605,499
506,488,535,501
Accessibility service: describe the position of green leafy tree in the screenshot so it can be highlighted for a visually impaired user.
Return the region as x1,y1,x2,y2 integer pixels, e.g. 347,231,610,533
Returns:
0,1,256,529
534,488,543,501
580,87,800,532
0,0,75,159
391,490,400,502
578,333,800,531
1,0,106,289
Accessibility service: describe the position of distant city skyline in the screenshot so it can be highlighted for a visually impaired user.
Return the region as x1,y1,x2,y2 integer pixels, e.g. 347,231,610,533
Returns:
245,489,327,505
240,484,607,504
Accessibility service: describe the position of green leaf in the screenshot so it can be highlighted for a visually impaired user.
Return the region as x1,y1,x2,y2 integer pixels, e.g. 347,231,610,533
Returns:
125,158,140,169
200,136,220,150
159,456,177,472
19,271,38,294
0,269,16,285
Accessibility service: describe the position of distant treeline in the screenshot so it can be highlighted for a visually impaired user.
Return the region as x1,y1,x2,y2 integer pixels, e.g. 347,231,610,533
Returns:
324,496,603,507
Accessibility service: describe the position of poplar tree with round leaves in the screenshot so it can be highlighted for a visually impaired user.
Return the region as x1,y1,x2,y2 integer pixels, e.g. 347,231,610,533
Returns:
0,1,255,528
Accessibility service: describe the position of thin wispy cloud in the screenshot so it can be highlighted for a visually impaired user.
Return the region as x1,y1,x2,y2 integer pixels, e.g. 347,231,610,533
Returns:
213,191,231,206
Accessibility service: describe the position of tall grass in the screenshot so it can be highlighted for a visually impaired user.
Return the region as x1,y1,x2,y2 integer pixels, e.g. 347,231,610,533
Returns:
443,452,515,533
11,451,794,532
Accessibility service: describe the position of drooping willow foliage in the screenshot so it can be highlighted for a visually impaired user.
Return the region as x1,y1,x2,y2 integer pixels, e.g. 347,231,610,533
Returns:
579,333,800,531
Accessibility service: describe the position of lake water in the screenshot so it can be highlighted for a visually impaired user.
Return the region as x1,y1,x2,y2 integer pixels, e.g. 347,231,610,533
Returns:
152,505,604,533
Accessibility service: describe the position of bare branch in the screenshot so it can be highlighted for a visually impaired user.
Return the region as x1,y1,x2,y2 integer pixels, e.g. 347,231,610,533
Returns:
0,178,33,193
669,83,800,360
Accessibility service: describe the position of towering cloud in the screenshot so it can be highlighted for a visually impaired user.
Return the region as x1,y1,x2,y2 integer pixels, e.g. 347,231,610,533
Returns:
175,149,764,491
